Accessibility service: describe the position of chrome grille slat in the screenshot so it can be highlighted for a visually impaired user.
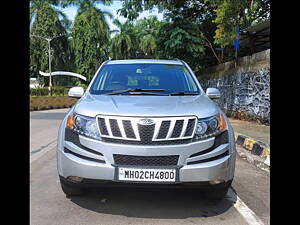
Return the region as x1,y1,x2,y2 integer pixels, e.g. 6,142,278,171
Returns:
152,119,162,140
96,115,197,144
180,119,189,138
131,118,141,141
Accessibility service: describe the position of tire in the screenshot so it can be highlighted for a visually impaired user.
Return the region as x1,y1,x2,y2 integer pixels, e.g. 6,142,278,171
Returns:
59,177,83,198
204,180,232,200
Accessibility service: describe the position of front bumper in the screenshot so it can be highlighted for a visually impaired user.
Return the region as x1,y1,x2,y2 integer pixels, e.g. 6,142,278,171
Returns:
57,130,236,184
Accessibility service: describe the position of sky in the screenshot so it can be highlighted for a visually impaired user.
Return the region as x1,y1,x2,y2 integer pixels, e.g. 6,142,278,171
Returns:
59,0,164,33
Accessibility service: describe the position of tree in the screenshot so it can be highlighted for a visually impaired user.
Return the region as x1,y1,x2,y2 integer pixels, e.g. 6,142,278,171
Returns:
30,2,71,86
135,16,162,58
206,0,270,48
110,19,137,59
72,5,111,82
118,0,270,67
60,0,112,14
30,0,60,22
157,18,205,73
118,0,219,70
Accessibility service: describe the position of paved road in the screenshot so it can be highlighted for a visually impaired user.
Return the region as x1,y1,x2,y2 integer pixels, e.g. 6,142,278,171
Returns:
30,109,269,225
30,108,71,155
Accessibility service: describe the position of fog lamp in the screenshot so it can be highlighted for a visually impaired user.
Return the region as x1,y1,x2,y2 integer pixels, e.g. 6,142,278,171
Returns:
209,179,225,185
68,176,83,182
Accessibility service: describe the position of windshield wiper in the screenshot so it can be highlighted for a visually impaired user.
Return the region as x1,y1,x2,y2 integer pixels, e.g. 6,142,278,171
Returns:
169,91,200,96
106,88,166,95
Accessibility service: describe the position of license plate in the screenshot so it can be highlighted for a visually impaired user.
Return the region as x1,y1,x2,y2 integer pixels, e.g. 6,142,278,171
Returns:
118,167,177,182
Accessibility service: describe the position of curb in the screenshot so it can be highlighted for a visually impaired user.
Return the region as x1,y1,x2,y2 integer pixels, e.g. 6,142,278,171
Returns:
235,132,270,168
30,105,73,111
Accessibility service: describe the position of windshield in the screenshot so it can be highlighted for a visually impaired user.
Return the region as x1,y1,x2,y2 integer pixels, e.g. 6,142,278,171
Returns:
89,63,201,95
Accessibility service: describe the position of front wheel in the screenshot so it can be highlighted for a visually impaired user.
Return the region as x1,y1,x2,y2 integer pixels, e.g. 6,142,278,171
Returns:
204,180,232,200
59,177,83,198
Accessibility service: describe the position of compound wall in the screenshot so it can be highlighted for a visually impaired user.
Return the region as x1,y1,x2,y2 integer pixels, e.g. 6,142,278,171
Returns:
200,49,270,124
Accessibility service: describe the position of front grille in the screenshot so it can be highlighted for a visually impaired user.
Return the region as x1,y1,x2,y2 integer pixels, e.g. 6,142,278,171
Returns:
97,115,197,145
113,154,179,166
102,138,192,145
138,124,155,145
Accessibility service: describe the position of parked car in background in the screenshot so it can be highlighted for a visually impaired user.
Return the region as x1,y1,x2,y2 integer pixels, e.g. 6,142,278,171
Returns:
30,78,40,89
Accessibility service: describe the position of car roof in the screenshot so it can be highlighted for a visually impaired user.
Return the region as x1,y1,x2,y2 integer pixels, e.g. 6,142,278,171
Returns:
106,59,184,65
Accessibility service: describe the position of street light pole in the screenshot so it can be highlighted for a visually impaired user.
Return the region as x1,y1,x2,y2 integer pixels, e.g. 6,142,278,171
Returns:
48,39,52,89
31,34,66,93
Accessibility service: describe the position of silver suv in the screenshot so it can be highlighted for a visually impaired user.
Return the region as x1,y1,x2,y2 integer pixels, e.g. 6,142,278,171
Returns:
57,59,236,199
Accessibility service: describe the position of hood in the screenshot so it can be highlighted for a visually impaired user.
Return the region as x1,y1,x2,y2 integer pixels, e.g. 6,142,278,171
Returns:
74,93,219,119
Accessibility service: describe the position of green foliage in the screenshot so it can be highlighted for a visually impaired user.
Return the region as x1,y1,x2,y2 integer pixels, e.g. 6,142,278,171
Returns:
75,82,88,90
118,0,269,69
30,86,71,96
51,87,70,96
135,16,162,58
30,0,60,22
72,5,110,82
110,19,138,59
29,0,270,88
30,87,50,96
118,0,218,71
157,18,205,73
206,0,270,47
30,2,71,81
30,87,70,96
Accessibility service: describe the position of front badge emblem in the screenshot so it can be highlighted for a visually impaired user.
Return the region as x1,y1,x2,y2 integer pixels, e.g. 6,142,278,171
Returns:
138,118,155,126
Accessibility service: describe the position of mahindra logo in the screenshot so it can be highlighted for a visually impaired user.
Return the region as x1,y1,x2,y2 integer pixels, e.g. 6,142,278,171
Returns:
138,118,155,126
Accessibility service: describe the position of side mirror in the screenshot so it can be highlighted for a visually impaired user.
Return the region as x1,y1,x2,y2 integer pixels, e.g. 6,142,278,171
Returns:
206,88,220,99
68,87,84,98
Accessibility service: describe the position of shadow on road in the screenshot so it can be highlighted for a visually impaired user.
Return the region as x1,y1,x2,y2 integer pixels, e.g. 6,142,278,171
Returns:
70,187,236,219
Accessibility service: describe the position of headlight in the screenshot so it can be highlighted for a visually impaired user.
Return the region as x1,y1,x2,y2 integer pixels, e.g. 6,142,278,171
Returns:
66,113,101,140
194,113,227,141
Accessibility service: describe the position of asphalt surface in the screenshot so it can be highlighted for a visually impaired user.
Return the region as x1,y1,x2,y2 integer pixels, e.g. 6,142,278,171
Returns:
30,109,270,225
30,108,71,155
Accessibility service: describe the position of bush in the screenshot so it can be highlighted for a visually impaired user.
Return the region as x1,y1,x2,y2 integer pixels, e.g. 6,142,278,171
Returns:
51,87,69,96
30,87,69,96
75,82,88,90
30,87,49,96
